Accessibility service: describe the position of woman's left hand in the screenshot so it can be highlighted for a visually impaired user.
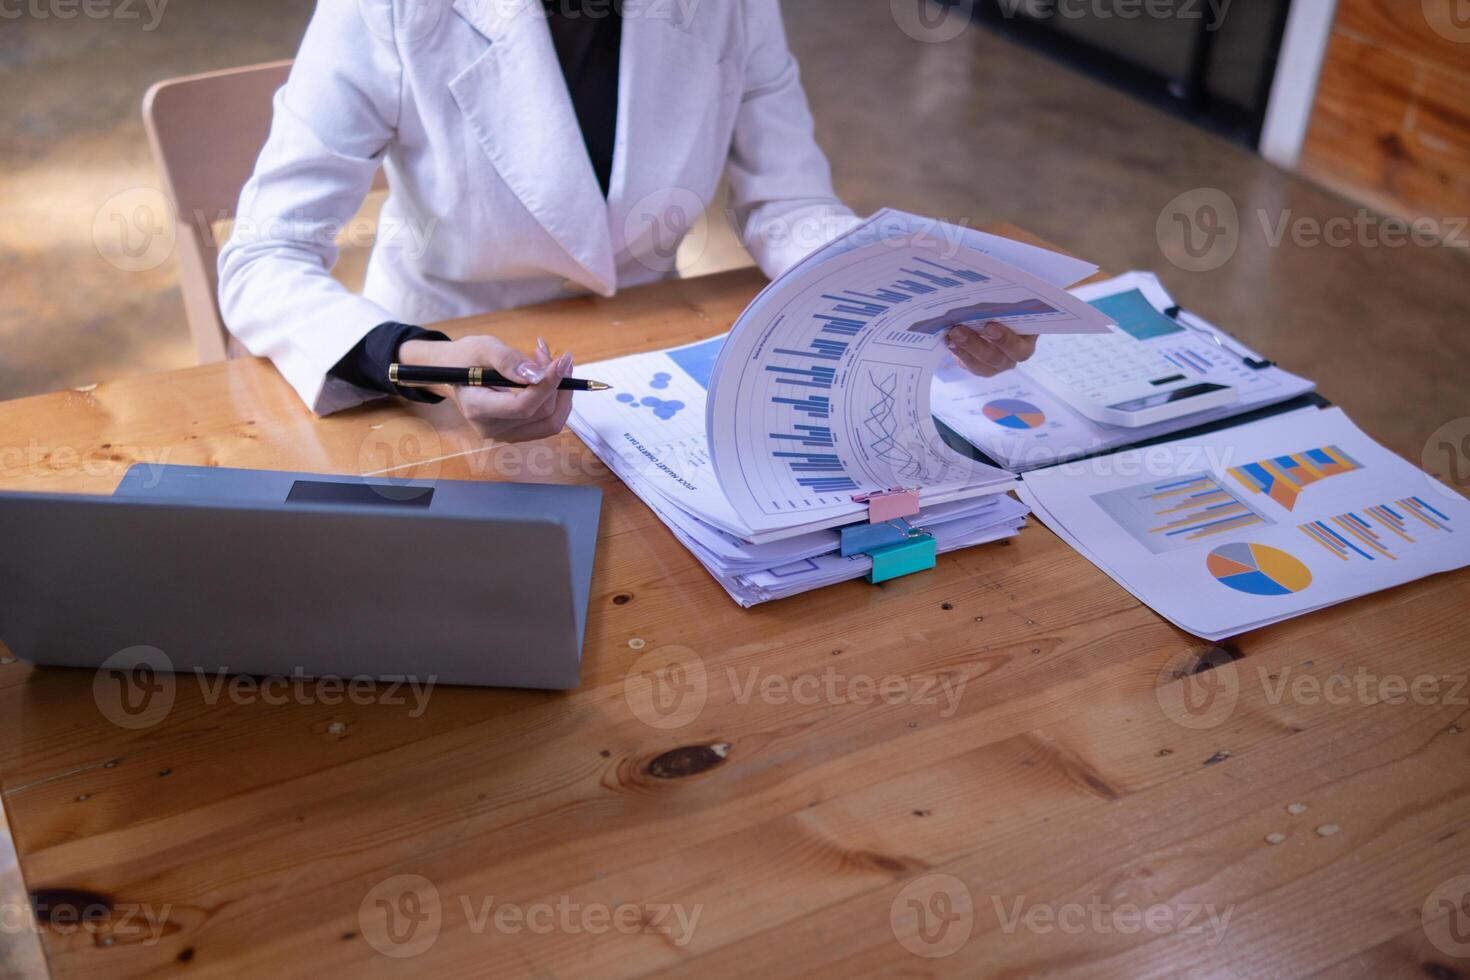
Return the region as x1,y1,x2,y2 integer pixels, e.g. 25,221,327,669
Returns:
944,321,1038,377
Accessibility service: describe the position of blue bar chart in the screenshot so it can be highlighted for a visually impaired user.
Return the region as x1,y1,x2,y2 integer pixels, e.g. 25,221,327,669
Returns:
1298,496,1453,562
753,257,1007,500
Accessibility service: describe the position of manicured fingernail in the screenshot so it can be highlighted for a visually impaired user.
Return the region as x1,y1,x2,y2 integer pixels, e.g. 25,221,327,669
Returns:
555,353,573,375
516,361,545,383
537,337,551,360
983,322,1004,340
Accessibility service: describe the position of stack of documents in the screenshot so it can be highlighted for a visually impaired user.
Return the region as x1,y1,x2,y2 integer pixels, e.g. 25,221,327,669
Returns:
580,411,1030,604
1016,406,1470,639
569,210,1107,604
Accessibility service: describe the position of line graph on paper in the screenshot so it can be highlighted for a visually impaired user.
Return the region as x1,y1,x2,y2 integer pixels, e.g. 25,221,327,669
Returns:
849,364,954,486
861,369,924,481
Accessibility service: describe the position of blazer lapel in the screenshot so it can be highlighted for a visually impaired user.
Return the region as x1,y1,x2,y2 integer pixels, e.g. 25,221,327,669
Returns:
607,13,725,259
448,0,616,292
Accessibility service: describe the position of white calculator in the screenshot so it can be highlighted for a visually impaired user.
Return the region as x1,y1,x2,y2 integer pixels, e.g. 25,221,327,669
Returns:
1020,330,1238,427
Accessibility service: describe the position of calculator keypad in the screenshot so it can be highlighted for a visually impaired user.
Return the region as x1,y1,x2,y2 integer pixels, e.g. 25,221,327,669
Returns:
1027,332,1184,398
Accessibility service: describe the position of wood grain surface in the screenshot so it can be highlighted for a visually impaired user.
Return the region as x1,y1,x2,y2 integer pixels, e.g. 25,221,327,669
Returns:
1301,0,1470,227
0,233,1467,979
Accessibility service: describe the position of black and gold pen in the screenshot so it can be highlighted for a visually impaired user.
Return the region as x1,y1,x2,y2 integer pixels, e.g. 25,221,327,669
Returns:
388,364,612,392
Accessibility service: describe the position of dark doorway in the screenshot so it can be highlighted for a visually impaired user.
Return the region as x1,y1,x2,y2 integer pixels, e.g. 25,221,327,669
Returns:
965,0,1295,145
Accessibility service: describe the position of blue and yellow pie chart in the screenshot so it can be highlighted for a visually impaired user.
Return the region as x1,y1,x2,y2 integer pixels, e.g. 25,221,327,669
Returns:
982,398,1046,430
1206,542,1312,596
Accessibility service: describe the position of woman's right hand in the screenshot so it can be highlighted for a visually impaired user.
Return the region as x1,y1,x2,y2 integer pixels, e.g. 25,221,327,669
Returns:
398,335,574,443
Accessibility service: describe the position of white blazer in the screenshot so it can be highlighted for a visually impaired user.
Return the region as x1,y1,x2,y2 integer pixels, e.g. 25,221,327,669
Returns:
219,0,858,414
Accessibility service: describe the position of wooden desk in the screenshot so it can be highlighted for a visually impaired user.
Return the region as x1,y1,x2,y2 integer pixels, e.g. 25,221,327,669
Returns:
2,234,1468,978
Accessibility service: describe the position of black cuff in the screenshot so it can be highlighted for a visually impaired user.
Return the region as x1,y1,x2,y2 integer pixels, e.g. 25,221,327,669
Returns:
328,322,452,403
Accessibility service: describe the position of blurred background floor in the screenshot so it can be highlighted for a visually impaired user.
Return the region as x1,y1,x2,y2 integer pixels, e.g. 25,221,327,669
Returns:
1,0,1466,469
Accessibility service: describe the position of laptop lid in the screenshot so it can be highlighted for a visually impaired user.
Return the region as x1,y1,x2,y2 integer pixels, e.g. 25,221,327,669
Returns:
0,469,602,690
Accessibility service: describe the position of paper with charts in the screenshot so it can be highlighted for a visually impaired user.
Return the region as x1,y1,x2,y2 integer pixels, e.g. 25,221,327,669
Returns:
570,209,1111,546
703,213,1112,537
1016,407,1470,640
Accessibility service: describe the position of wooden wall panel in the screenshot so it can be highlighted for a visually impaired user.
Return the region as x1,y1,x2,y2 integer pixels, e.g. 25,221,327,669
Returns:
1334,0,1470,76
1299,0,1470,229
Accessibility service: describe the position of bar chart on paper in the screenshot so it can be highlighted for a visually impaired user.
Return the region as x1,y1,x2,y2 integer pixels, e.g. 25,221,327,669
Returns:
1092,472,1275,555
731,249,1050,513
1229,446,1363,511
1298,496,1455,562
761,328,852,497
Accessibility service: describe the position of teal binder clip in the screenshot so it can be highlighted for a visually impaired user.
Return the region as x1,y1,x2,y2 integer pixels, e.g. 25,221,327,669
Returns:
866,533,937,584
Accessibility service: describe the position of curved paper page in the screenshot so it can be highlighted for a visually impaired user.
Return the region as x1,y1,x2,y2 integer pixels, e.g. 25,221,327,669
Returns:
707,234,1112,535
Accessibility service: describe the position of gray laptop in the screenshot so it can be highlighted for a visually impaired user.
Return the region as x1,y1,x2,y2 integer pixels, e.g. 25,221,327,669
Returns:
0,465,601,689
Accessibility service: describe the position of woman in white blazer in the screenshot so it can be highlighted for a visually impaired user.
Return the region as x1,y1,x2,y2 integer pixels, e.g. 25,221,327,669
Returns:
219,0,1037,441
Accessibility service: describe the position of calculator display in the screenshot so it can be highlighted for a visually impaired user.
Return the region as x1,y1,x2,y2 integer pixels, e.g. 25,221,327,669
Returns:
1107,383,1232,414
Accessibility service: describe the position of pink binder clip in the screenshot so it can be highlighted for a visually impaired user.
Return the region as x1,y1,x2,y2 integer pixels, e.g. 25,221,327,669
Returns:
852,487,920,524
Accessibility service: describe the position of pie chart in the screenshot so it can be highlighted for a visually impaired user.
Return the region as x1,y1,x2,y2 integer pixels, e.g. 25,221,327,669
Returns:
1207,542,1312,596
982,398,1046,430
